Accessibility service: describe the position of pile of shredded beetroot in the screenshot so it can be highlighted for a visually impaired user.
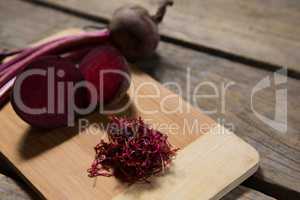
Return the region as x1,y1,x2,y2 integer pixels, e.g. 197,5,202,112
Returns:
87,116,179,183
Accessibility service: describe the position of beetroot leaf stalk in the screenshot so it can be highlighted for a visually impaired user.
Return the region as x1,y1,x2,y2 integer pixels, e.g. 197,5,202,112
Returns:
0,30,110,107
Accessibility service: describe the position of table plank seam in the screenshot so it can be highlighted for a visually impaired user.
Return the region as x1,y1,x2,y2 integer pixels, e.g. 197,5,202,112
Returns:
22,0,300,80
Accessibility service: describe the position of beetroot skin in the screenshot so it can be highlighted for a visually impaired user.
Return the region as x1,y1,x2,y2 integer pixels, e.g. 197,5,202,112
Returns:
11,56,86,128
79,45,131,105
109,0,174,60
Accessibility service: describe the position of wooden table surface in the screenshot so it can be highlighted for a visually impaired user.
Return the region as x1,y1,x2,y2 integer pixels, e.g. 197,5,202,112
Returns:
0,0,299,199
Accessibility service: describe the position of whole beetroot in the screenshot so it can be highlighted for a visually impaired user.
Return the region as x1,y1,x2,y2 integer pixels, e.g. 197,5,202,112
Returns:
109,0,174,61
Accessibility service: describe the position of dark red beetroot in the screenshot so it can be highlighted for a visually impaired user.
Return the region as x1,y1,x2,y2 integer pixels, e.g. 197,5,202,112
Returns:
109,0,174,60
0,30,110,108
0,30,110,91
11,56,87,128
79,45,130,105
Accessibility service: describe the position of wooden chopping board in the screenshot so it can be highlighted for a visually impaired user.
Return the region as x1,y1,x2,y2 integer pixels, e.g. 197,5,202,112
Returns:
0,29,259,200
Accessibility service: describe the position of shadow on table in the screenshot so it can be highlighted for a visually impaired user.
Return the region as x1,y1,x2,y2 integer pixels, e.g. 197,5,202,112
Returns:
135,52,163,77
113,167,177,198
18,95,137,160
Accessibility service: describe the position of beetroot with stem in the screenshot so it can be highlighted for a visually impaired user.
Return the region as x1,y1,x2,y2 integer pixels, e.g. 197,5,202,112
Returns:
0,30,109,107
11,56,87,128
0,30,109,89
79,45,131,106
109,0,174,61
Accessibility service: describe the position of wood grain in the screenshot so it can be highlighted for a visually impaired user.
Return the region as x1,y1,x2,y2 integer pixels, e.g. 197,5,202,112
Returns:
0,174,32,200
1,0,299,199
111,125,258,200
221,186,276,200
150,41,300,198
36,0,300,73
1,170,275,200
0,28,259,199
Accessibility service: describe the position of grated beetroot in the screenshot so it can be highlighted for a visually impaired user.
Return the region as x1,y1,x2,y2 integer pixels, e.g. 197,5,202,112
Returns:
88,116,179,183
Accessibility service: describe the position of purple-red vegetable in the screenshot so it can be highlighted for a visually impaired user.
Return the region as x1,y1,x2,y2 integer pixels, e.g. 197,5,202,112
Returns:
88,116,178,183
0,49,23,64
0,30,109,107
79,45,130,105
0,30,109,88
1,1,174,129
109,0,173,60
61,46,97,64
0,36,76,73
11,56,87,128
0,77,16,108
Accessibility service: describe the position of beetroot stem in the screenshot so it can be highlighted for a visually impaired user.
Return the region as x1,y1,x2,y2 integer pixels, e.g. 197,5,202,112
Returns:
151,0,174,24
0,30,109,107
0,49,23,64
